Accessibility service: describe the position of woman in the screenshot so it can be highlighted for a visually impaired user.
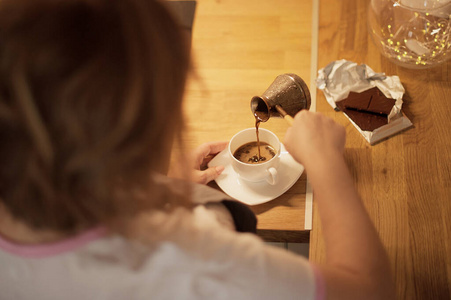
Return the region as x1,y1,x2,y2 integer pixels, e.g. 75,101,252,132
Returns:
0,0,394,299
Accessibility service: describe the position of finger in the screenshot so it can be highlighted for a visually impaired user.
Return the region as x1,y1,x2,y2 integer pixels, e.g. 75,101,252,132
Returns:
210,141,229,153
192,141,229,169
199,141,229,155
192,166,225,185
294,109,309,120
200,154,215,170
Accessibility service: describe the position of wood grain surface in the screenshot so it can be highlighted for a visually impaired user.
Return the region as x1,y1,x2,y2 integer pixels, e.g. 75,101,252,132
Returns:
183,0,451,298
183,0,313,242
309,1,451,299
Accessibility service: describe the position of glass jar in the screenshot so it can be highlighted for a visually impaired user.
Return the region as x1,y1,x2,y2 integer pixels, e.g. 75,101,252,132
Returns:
368,0,451,69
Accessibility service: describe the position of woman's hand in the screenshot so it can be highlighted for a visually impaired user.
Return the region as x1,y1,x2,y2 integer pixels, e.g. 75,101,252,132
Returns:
190,141,228,184
169,141,228,185
284,110,346,169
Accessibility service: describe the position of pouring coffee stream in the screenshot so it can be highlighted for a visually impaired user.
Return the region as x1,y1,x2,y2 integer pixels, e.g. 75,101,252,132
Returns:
253,104,293,160
251,74,311,160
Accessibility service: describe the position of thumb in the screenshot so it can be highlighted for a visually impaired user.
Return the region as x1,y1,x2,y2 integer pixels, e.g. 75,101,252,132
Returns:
193,166,225,185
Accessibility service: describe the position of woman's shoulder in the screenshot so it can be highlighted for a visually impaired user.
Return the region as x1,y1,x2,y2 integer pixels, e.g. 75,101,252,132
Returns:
0,216,317,299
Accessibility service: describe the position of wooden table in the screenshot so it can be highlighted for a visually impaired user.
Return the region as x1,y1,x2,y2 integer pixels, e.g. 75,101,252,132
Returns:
183,0,313,243
185,0,451,298
310,1,451,299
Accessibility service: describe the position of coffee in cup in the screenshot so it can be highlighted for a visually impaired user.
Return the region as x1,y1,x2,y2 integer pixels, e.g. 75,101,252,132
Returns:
233,141,276,164
229,128,280,185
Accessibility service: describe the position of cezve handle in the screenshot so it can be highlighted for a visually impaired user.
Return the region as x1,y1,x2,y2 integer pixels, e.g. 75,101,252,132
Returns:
275,105,294,126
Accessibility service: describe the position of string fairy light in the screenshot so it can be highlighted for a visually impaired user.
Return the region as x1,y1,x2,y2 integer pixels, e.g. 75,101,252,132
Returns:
368,0,451,68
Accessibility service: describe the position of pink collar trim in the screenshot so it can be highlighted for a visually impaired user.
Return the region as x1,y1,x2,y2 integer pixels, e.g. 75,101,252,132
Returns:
0,226,108,258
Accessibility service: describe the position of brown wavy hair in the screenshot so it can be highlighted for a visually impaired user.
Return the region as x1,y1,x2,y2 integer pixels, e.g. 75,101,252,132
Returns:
0,0,191,233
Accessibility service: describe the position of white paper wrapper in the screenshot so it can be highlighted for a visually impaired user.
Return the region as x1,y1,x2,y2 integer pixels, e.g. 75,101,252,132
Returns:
316,59,413,145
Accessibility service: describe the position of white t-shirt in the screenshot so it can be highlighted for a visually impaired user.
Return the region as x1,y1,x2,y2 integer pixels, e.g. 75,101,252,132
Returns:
0,183,325,300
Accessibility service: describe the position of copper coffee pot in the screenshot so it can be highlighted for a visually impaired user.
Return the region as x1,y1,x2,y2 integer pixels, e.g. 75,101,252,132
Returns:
250,73,311,125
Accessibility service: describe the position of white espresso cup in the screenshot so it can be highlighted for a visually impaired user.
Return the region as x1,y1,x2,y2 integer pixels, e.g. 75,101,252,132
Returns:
229,128,281,185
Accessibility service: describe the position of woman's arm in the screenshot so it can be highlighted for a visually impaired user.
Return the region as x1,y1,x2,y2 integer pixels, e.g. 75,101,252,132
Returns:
284,111,394,300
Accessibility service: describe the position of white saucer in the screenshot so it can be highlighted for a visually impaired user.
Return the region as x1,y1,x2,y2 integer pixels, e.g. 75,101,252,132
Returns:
207,145,304,206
